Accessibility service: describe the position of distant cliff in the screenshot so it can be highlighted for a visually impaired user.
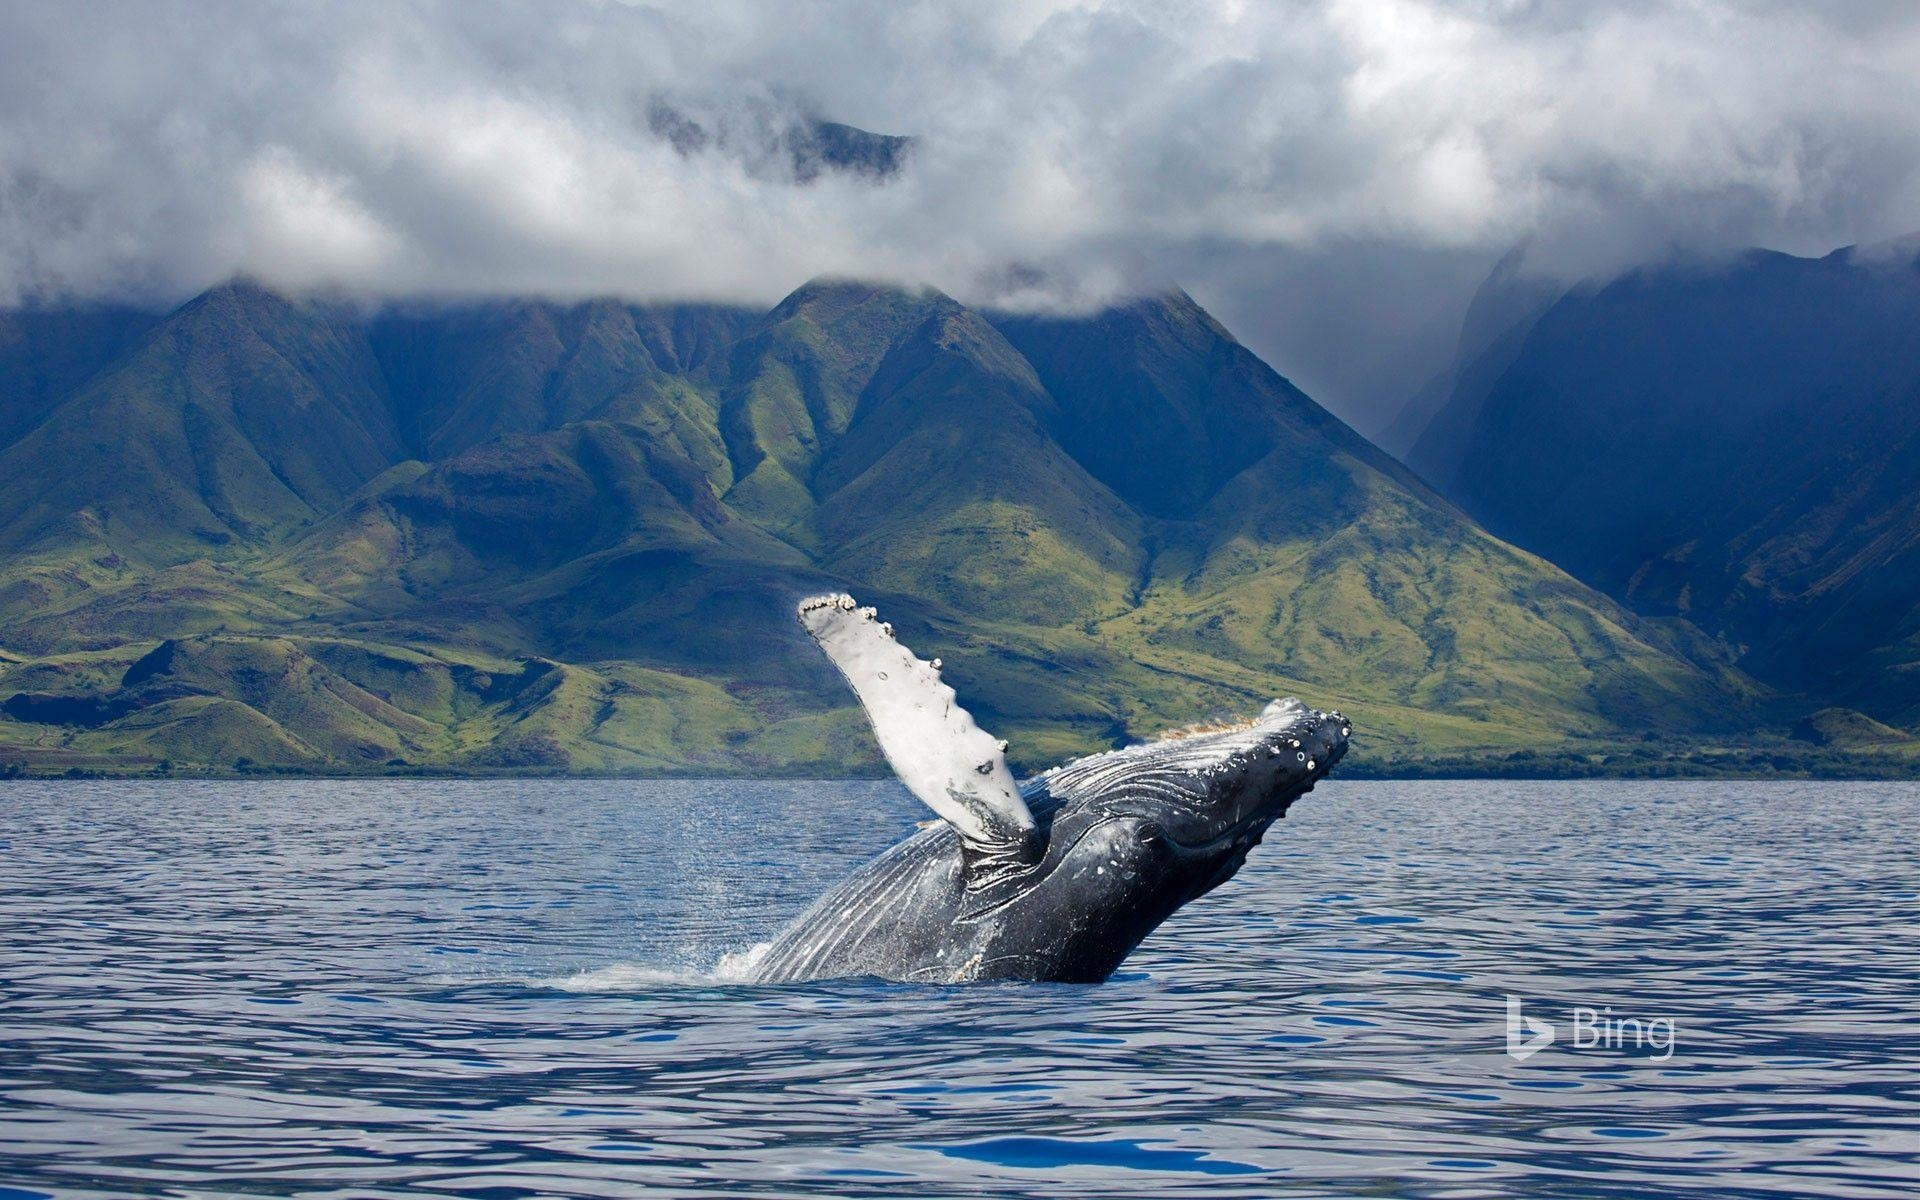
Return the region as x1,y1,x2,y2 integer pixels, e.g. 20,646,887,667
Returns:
1404,241,1920,733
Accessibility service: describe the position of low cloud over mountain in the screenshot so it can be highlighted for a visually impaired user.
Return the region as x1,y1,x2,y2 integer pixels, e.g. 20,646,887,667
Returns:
5,2,1920,430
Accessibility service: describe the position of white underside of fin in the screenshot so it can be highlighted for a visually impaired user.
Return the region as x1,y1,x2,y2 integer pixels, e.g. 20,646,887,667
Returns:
798,593,1037,862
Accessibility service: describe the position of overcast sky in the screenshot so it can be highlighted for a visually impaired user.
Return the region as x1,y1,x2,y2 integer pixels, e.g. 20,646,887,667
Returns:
5,1,1920,435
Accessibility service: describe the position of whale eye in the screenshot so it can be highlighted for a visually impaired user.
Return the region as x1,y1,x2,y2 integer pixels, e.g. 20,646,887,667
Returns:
1307,759,1316,770
1296,751,1305,762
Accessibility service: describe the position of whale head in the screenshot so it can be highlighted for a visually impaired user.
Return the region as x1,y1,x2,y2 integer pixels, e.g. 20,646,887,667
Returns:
1043,698,1347,843
1002,699,1350,978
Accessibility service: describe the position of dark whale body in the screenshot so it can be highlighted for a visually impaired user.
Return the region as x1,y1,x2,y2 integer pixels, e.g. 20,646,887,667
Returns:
750,697,1350,984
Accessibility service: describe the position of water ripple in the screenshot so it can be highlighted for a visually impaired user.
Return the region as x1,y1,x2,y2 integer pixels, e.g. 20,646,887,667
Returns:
1,779,1916,1197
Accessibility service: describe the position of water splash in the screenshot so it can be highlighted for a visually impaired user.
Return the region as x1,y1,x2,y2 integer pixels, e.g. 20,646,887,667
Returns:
539,963,723,991
716,940,774,981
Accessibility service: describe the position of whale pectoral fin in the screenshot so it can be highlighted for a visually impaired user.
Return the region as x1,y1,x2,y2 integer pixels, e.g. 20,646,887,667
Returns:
798,593,1039,874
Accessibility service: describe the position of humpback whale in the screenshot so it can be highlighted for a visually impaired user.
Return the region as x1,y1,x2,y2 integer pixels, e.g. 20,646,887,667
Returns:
747,594,1351,984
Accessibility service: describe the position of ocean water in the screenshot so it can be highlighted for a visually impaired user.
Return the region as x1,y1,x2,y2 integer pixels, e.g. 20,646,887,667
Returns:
1,779,1915,1199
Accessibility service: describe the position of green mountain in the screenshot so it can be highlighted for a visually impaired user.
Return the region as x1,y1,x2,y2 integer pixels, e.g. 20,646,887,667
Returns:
0,283,401,561
0,304,159,450
0,278,1770,777
1403,242,1920,732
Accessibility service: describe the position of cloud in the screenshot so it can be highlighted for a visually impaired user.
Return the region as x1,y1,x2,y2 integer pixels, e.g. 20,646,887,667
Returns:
3,0,1919,428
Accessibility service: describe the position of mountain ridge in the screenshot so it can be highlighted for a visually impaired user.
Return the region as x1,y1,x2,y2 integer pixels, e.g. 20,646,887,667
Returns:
1404,241,1920,731
0,276,1793,777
